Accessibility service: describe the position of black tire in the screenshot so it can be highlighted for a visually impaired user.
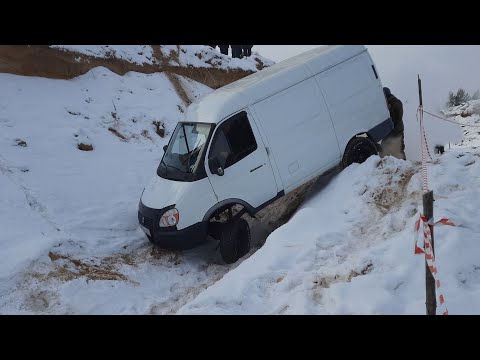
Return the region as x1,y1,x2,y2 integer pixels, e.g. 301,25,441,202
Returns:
219,218,251,264
342,136,378,169
237,219,251,258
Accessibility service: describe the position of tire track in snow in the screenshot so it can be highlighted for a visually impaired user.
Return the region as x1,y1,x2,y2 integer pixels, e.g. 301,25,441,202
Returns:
0,151,247,314
0,154,66,236
307,160,419,309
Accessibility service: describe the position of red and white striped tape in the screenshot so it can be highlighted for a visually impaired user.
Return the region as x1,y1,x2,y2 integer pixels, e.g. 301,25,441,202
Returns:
414,213,455,315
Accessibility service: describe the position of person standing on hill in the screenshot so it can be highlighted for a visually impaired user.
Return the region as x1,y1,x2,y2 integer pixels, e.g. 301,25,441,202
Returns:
381,87,406,160
219,45,229,56
231,45,242,58
242,45,253,57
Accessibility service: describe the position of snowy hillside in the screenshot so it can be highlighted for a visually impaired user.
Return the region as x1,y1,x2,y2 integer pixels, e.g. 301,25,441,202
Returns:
443,99,480,148
0,68,235,314
179,153,480,314
51,45,274,73
178,104,480,315
1,59,480,314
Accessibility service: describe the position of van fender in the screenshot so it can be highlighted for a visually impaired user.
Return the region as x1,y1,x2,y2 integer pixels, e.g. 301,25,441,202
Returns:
202,199,256,222
367,117,394,143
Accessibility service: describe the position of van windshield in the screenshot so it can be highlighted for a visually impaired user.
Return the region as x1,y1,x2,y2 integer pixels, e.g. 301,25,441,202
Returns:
157,122,214,182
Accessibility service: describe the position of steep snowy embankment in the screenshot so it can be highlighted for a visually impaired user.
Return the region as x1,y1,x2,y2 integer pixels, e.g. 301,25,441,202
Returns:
179,103,480,314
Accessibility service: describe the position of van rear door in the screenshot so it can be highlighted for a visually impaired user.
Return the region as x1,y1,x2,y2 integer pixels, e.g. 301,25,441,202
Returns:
206,110,278,210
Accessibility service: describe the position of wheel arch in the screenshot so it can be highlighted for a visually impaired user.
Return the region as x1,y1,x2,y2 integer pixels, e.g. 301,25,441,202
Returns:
341,134,379,168
203,198,255,222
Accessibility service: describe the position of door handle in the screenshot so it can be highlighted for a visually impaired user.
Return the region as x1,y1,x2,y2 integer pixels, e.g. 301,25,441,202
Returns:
250,164,264,173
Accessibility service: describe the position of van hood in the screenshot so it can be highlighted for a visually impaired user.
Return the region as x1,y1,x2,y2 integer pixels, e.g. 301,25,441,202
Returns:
141,175,192,210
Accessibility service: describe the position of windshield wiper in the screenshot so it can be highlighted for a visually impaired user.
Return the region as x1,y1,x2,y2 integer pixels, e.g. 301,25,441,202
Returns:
182,124,191,154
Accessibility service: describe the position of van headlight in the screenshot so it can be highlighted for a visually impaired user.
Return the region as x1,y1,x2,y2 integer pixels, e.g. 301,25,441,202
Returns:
159,208,179,227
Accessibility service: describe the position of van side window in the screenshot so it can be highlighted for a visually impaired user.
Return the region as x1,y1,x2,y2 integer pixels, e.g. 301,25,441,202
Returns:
209,111,258,169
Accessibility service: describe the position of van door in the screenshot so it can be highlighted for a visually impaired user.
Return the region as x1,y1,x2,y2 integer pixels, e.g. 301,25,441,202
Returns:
252,77,341,193
206,110,278,210
314,52,386,153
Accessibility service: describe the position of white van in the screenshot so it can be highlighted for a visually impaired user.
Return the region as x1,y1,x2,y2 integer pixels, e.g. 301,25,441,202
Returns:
138,45,393,263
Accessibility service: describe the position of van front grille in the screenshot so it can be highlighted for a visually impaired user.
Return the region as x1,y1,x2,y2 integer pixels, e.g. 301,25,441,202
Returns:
138,212,154,229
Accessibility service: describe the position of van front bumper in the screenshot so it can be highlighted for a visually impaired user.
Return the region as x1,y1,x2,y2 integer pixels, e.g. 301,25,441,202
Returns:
138,200,208,250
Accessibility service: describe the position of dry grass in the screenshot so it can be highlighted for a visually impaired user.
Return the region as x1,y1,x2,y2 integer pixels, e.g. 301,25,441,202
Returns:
170,47,180,65
77,143,93,151
141,129,153,141
152,121,165,137
372,168,415,213
311,263,374,305
312,263,374,289
108,127,127,140
31,245,182,286
165,72,191,105
46,251,129,282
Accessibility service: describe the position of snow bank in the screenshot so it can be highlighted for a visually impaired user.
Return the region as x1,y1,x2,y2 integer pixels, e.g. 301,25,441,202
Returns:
180,150,480,314
50,45,274,73
51,45,155,65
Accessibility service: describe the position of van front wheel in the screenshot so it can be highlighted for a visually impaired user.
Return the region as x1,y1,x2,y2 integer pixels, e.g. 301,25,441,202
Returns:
219,218,251,264
342,137,378,169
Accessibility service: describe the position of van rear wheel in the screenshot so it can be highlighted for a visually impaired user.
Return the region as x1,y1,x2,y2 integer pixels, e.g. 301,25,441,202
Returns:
342,137,378,168
219,218,251,264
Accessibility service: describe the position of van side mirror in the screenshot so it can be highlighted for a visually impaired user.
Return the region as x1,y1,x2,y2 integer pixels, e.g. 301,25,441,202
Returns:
208,157,224,176
163,145,168,152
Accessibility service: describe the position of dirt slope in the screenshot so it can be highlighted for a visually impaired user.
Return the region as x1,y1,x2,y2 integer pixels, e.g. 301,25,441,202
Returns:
0,45,263,89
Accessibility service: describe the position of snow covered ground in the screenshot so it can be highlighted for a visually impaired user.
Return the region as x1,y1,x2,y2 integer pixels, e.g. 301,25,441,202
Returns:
0,67,237,314
1,57,480,314
179,150,480,315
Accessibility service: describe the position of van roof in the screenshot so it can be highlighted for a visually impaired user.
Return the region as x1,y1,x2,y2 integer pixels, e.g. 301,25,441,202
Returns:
184,45,367,124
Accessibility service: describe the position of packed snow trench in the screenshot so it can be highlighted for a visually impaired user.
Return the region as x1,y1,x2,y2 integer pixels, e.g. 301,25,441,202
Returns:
2,65,480,314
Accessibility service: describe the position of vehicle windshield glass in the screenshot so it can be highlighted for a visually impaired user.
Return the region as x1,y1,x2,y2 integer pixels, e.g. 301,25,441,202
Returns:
158,122,213,181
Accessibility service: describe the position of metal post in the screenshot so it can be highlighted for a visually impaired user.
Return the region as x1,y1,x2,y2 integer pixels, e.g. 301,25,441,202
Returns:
423,190,436,315
418,75,436,315
418,75,423,107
